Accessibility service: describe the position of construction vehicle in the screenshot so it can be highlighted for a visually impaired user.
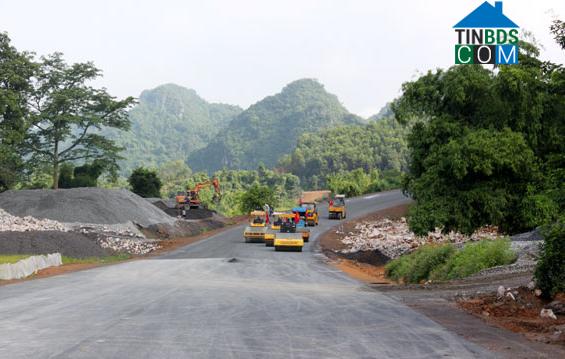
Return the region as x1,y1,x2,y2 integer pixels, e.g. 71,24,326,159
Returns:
264,212,284,247
176,178,221,216
270,212,284,231
300,201,319,226
243,210,269,243
291,208,311,242
274,232,304,252
273,213,304,252
328,194,346,220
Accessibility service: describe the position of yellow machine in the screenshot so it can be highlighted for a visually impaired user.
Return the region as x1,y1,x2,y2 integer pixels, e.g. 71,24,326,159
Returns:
272,213,304,251
328,194,347,220
265,212,283,247
274,232,304,252
244,210,268,243
300,202,319,226
270,212,284,231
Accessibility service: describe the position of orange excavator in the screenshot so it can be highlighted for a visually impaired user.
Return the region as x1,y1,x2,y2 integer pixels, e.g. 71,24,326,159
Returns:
176,178,221,214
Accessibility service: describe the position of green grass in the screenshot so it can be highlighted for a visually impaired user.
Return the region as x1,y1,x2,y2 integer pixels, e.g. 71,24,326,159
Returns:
431,238,517,281
385,244,455,283
385,239,517,284
61,254,131,265
0,254,32,264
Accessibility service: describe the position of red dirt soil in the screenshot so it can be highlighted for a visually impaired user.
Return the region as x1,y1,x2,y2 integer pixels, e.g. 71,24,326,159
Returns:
301,190,331,203
458,288,565,345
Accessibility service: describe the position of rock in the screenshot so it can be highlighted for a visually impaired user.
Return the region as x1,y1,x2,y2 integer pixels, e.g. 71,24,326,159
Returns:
535,289,542,297
497,285,506,298
338,217,499,259
546,300,565,315
540,308,557,320
527,281,536,290
0,209,68,232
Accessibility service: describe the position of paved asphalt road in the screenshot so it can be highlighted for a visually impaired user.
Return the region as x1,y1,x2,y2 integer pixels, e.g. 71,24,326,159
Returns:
0,190,494,358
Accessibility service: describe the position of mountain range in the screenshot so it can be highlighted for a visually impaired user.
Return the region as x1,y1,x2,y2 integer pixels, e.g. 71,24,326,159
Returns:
113,79,381,174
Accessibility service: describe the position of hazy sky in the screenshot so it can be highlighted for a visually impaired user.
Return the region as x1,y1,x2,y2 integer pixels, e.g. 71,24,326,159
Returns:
1,0,564,117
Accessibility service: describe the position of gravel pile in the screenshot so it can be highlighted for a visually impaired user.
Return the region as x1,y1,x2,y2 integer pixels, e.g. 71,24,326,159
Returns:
76,226,159,255
0,231,109,258
0,188,176,227
0,209,68,232
339,217,499,258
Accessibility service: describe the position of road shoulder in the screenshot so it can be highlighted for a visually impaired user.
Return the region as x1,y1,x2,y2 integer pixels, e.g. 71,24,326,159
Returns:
318,204,565,359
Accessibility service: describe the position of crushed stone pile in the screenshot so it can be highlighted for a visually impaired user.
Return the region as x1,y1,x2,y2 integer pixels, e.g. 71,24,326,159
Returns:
0,204,160,255
0,231,109,258
77,226,159,255
0,188,176,227
0,208,68,232
339,217,499,259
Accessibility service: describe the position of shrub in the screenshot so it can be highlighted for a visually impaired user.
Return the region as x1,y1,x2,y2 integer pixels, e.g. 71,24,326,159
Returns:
385,244,455,283
128,167,162,198
535,218,565,299
58,161,105,188
431,239,517,281
385,239,518,283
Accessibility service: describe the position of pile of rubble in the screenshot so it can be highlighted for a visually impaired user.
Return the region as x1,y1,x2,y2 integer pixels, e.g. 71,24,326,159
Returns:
0,209,159,255
76,226,159,255
0,209,68,232
339,217,499,259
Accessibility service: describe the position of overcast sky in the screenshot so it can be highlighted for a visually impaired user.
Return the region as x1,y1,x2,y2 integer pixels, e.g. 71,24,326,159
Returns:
1,0,564,117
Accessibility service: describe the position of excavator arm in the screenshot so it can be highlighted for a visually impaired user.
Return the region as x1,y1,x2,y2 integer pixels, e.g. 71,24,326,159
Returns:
187,178,221,205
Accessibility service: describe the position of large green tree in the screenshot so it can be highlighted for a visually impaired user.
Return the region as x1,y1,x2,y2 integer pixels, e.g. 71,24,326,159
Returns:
0,33,35,191
25,53,135,188
394,31,565,234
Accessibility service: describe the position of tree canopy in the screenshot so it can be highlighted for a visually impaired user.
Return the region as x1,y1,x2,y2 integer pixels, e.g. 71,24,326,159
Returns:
279,116,410,189
394,31,565,235
128,167,162,198
25,53,135,188
0,33,35,191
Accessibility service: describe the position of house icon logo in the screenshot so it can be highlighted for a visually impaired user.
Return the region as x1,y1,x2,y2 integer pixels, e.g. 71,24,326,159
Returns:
454,1,519,65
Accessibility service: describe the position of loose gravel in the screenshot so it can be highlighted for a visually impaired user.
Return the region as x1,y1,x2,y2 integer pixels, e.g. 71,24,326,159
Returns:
77,225,159,255
0,188,175,227
0,231,109,258
0,209,68,232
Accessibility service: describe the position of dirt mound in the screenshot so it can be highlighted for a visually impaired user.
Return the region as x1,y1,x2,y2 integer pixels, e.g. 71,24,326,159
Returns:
301,190,330,203
146,198,215,219
144,218,225,239
0,231,110,258
185,208,214,219
458,287,565,345
0,188,175,227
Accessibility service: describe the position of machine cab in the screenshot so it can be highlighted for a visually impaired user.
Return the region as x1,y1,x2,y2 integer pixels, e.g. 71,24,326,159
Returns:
249,210,267,227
